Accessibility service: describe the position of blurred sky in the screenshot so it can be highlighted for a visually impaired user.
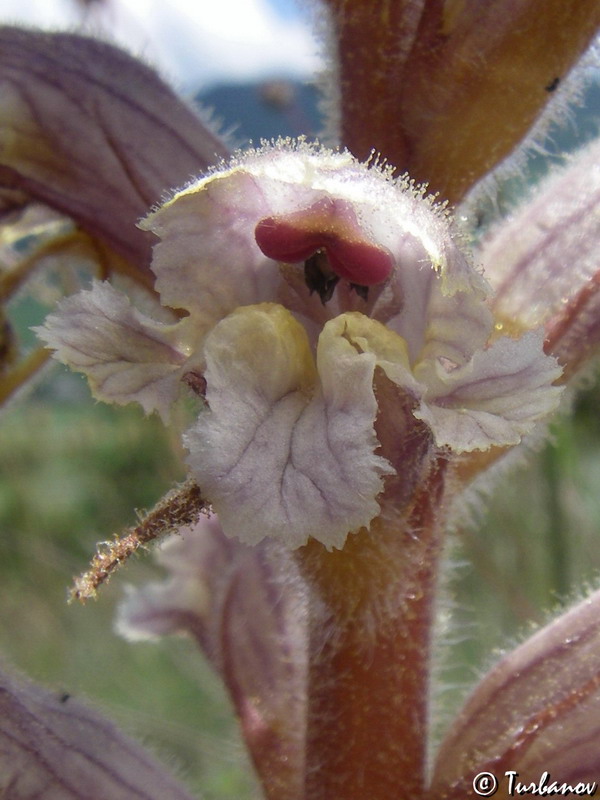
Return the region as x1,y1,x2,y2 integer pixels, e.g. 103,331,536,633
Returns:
0,0,322,91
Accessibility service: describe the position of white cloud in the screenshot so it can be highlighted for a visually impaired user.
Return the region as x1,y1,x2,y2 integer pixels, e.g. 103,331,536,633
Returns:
0,0,322,91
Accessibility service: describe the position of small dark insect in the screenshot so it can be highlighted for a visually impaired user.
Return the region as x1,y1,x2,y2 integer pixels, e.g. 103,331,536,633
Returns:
545,77,560,93
182,371,207,398
304,250,340,304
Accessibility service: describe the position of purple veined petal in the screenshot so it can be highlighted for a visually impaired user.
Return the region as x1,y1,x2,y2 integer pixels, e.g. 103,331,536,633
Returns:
37,281,197,421
409,277,493,370
117,516,308,800
431,589,600,797
477,137,600,373
140,168,281,323
365,181,491,366
414,330,563,452
0,664,196,800
185,303,394,550
0,27,228,274
546,271,600,376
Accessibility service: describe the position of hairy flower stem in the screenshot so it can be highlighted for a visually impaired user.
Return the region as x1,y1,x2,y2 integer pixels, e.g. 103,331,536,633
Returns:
326,0,412,168
70,480,207,601
294,457,448,800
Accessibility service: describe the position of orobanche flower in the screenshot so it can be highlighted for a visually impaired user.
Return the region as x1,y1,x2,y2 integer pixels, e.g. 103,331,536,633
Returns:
40,140,562,550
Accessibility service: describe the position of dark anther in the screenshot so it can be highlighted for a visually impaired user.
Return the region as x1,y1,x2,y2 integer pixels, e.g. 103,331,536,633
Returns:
304,250,340,304
350,283,369,301
545,77,560,92
182,371,207,397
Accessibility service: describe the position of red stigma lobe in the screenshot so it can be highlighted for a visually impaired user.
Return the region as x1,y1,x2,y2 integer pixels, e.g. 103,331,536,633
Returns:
254,198,393,286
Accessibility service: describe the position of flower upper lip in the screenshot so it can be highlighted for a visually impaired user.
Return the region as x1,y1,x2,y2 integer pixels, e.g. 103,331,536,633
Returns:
254,196,395,295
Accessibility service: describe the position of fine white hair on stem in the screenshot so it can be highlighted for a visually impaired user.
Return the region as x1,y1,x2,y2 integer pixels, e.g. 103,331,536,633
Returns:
459,31,600,229
304,0,342,147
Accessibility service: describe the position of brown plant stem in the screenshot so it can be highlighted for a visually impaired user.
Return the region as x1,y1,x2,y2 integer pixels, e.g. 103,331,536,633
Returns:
544,270,600,381
70,479,208,601
326,0,600,204
294,456,449,800
0,346,50,405
324,0,417,169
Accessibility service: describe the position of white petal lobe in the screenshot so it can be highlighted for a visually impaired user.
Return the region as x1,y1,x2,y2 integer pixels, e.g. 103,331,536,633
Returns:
38,281,190,419
415,331,563,452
